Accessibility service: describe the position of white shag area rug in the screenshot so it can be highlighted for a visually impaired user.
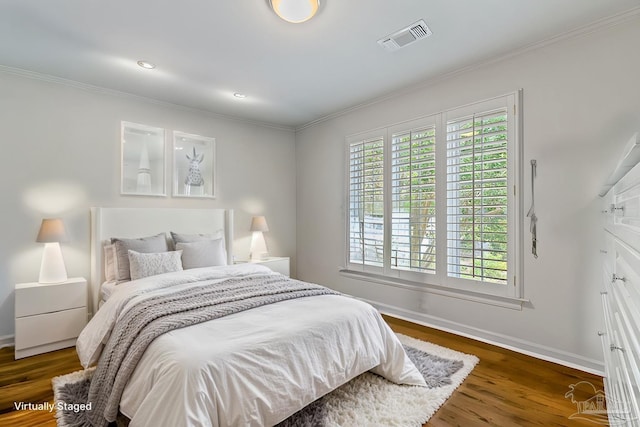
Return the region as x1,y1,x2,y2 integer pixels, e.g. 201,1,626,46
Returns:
52,333,478,427
312,333,479,427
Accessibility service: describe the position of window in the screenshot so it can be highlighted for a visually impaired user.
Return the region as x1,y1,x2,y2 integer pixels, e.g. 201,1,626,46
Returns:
391,123,437,274
345,93,522,300
349,134,384,267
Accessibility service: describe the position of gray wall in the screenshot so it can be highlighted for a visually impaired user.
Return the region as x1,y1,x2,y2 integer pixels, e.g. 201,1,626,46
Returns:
295,16,640,372
2,15,640,372
0,72,296,339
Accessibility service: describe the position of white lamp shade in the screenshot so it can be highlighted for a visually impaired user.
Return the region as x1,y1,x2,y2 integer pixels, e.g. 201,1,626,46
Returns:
270,0,319,23
250,216,269,232
36,218,67,243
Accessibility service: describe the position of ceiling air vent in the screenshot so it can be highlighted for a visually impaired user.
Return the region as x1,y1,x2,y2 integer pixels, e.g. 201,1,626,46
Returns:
377,19,432,52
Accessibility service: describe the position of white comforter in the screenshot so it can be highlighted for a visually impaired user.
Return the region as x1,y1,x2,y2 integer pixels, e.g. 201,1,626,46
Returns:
77,264,426,427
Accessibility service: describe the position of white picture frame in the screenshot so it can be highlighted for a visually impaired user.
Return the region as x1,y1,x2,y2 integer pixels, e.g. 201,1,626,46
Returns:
172,131,216,198
121,121,166,197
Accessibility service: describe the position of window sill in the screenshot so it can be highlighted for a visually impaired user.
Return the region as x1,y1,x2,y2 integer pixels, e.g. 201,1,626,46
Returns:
339,269,528,310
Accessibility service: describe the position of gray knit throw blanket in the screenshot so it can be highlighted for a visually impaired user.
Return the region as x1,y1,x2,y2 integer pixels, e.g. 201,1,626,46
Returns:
86,273,340,427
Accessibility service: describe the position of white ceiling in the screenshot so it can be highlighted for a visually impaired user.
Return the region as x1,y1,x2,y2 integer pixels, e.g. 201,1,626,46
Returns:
1,1,638,129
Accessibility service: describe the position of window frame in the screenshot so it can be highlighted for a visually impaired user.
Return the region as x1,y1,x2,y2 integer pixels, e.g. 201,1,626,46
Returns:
343,92,523,302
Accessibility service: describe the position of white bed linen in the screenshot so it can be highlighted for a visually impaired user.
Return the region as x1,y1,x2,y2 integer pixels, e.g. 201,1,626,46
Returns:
99,280,118,303
77,264,426,427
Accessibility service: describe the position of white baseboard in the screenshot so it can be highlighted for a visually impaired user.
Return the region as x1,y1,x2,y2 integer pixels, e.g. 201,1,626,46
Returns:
0,334,15,350
363,298,605,376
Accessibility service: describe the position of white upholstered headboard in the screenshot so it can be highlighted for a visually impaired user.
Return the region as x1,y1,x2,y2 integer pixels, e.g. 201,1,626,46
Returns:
89,207,234,316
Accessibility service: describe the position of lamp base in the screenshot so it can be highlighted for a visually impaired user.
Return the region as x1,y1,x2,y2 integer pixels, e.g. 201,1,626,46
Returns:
250,231,269,262
39,242,68,284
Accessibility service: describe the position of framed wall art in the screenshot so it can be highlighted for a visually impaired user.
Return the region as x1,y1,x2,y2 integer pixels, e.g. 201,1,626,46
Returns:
121,121,166,196
173,131,216,198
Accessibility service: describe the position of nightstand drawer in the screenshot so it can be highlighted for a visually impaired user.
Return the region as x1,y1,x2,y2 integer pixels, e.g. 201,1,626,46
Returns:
260,258,290,276
244,257,290,276
15,278,86,317
14,307,86,350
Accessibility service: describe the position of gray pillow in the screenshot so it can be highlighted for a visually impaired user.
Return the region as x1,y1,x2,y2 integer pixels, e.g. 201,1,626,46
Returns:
128,250,183,281
170,230,224,245
111,233,169,281
176,239,227,269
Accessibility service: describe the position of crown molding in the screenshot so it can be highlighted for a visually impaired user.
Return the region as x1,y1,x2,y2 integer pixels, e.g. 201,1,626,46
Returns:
0,65,295,133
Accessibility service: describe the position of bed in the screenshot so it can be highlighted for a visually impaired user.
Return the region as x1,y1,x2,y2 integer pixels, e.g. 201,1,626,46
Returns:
78,207,426,427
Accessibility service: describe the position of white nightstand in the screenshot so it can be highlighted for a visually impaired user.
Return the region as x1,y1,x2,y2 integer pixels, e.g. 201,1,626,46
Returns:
14,277,87,359
238,257,290,277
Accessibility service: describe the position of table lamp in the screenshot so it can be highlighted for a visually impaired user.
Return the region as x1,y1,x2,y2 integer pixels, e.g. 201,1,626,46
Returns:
36,218,68,283
250,216,269,260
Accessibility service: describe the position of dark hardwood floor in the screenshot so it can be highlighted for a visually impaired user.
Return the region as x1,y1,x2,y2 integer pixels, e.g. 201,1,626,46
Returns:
384,316,605,426
0,346,81,427
0,316,605,426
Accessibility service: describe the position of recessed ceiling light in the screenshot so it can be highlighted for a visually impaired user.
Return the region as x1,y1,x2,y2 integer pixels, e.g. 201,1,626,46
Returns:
234,93,247,99
137,60,156,69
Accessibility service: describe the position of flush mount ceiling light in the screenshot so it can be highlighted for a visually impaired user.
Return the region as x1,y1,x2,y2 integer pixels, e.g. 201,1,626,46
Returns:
137,60,156,69
269,0,320,24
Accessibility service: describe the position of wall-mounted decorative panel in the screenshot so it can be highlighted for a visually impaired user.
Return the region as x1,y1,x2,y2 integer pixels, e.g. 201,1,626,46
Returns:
121,122,166,197
172,131,216,199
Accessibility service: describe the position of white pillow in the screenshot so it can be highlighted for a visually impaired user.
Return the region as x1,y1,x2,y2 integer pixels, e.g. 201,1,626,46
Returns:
103,244,118,282
176,239,227,269
128,250,183,281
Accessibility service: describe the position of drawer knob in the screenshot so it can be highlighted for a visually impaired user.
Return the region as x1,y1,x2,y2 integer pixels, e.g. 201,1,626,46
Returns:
610,204,625,213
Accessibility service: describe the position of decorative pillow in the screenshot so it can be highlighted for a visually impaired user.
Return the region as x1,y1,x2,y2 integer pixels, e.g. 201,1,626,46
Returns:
170,230,227,261
170,230,224,245
176,238,227,269
128,250,183,281
111,233,169,281
103,244,118,282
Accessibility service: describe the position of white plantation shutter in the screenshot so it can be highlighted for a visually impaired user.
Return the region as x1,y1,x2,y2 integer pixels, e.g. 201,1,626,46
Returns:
344,92,521,300
391,125,437,274
446,108,509,285
348,135,385,268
